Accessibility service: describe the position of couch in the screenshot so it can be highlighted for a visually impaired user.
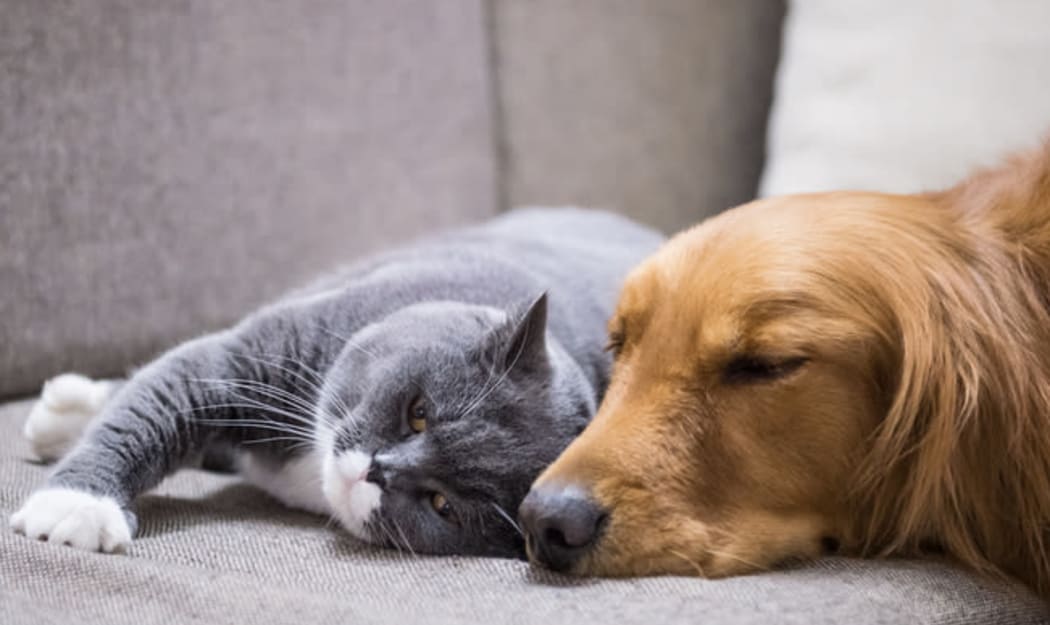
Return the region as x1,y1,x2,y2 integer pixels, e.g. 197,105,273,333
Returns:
2,2,1047,623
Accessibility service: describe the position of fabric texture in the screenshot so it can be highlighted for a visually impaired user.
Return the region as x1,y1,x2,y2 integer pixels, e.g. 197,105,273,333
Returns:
1,398,1047,624
4,3,1047,623
761,0,1050,197
490,0,785,233
0,0,498,400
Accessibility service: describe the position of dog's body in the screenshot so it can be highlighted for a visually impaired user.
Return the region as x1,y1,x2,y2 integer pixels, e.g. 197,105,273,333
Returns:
519,143,1050,597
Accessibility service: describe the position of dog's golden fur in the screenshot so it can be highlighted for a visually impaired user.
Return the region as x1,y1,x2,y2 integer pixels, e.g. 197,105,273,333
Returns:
531,143,1050,596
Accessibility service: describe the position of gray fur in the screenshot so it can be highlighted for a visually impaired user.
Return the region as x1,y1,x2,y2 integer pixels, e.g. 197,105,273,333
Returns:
45,208,663,557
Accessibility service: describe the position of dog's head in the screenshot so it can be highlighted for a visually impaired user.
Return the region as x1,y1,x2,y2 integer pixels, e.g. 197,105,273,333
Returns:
520,186,1050,585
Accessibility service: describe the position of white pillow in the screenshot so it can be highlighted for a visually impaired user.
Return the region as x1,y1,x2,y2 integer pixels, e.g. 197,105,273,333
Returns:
760,0,1050,196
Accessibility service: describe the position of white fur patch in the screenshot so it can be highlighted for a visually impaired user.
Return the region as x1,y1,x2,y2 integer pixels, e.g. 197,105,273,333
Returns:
321,449,382,539
24,373,115,462
10,487,132,553
240,449,330,515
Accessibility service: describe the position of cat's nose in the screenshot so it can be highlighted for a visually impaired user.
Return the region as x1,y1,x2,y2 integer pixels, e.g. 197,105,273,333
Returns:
518,484,607,572
334,451,370,486
365,460,386,488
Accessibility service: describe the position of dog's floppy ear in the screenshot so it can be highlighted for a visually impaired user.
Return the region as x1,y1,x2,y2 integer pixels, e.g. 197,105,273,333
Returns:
854,246,1003,551
851,199,1050,594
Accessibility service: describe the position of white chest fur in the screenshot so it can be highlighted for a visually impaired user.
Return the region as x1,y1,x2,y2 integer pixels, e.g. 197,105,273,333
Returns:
239,449,332,516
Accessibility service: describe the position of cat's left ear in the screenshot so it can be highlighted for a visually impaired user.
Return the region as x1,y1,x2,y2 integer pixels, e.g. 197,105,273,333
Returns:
502,292,549,374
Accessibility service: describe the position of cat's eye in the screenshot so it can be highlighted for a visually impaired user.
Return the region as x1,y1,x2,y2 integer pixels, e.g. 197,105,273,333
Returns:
605,331,625,356
407,396,427,433
722,355,809,385
430,492,452,518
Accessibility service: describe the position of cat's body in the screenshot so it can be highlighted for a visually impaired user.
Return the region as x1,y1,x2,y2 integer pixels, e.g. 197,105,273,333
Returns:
11,208,663,557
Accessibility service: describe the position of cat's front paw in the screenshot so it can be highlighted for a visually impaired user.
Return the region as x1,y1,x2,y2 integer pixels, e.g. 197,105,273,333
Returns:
10,488,132,553
24,373,115,461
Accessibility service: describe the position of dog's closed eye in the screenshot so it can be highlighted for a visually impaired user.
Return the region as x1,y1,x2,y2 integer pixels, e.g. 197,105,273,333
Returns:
722,355,809,385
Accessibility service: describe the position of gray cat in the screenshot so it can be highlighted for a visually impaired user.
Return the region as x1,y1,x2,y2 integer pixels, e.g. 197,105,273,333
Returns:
10,208,663,558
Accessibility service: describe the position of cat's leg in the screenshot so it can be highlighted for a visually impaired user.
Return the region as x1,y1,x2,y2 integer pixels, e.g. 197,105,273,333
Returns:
10,332,253,553
23,373,118,462
239,450,329,515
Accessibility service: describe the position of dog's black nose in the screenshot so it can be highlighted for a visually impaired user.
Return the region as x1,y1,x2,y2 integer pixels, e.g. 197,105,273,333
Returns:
518,485,607,572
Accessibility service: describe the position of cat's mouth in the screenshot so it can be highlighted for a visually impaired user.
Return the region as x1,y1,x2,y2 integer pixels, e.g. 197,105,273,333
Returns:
321,449,383,541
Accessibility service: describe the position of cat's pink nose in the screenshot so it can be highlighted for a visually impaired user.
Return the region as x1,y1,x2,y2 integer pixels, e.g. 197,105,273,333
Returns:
335,451,372,488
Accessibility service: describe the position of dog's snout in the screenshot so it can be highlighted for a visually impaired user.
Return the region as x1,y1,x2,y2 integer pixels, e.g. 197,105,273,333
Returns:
519,485,606,572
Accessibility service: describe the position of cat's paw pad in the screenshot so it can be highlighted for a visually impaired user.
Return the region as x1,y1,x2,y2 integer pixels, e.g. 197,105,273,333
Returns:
24,373,115,461
10,488,131,553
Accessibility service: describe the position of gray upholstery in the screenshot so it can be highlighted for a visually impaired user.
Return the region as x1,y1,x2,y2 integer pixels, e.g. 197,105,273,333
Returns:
1,399,1046,624
0,0,497,399
4,2,1045,623
491,0,785,232
0,1,787,398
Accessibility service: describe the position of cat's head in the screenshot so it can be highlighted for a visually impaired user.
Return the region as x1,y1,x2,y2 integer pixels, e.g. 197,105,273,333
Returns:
315,294,594,557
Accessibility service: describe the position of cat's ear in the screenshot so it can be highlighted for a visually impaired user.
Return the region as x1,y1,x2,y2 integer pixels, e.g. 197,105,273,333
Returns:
502,292,549,373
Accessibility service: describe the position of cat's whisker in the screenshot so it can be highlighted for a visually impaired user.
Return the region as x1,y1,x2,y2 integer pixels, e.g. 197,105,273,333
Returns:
280,334,356,423
193,378,317,425
188,381,315,421
472,345,502,403
458,343,501,419
224,353,347,425
199,408,310,432
256,351,328,384
231,353,328,396
180,400,306,424
373,518,404,558
491,502,524,538
199,426,313,444
389,518,417,559
318,326,381,366
323,392,354,430
461,322,532,418
329,330,380,361
314,328,429,433
228,389,317,428
314,324,351,343
194,396,318,432
214,369,323,399
194,417,316,440
244,436,316,451
224,379,317,414
178,390,324,453
284,442,317,455
198,415,317,443
322,333,383,417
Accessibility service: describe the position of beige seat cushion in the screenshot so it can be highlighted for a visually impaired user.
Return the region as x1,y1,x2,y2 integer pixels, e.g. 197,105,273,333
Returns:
1,398,1046,624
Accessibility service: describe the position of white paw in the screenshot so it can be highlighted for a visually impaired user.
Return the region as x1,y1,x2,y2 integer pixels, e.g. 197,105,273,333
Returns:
10,488,132,553
24,373,115,461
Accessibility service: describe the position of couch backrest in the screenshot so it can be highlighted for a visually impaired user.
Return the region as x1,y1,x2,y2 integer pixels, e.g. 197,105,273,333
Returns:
0,0,784,398
491,0,785,233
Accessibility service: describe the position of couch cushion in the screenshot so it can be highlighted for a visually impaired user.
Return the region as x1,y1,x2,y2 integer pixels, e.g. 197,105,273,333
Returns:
491,0,785,233
1,399,1046,625
0,0,497,399
761,0,1050,196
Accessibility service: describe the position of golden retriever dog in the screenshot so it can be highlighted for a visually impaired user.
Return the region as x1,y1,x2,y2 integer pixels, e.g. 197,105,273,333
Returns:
518,142,1050,598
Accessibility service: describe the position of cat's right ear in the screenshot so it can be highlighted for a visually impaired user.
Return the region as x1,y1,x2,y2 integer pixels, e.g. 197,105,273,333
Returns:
503,293,549,374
